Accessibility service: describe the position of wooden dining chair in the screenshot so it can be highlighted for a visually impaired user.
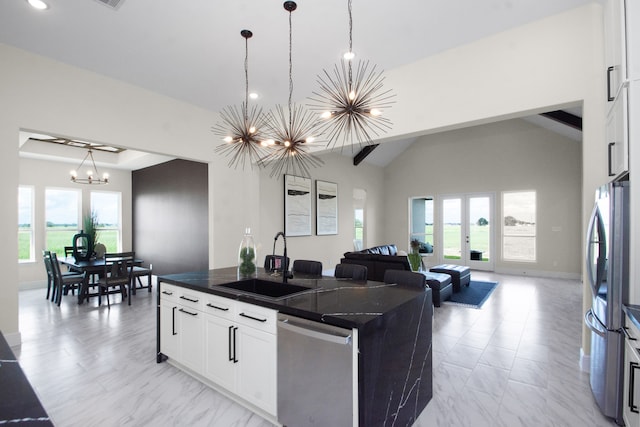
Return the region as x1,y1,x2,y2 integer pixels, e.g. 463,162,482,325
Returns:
50,252,87,306
131,263,153,294
97,252,134,308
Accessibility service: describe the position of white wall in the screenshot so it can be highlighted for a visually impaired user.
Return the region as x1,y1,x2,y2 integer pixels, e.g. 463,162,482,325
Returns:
255,152,384,272
0,4,604,351
18,157,133,287
384,119,583,277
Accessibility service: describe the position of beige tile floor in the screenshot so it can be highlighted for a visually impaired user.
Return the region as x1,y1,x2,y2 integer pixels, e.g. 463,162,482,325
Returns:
14,272,617,426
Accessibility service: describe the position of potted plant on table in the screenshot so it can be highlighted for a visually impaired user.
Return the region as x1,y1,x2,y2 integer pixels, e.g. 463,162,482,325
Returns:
83,210,105,259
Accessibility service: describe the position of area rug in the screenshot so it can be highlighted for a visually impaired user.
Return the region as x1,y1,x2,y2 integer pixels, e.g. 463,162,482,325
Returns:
445,280,498,309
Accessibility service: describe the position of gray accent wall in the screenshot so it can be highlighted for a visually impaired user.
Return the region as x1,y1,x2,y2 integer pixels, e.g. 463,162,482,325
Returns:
384,118,583,278
132,159,208,275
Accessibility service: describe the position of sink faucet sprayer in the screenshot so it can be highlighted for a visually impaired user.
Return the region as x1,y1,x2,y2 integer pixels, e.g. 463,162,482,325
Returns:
273,231,290,283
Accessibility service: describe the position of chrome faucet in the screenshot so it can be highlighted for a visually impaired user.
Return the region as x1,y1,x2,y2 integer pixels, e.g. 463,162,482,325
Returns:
273,231,289,283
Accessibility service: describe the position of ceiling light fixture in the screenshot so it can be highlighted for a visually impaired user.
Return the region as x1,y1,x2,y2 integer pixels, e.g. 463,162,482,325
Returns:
309,0,395,151
27,0,48,10
70,149,109,185
212,29,270,170
261,1,323,178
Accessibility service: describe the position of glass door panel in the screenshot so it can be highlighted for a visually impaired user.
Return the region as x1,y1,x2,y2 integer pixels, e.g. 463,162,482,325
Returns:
441,193,494,270
442,198,462,261
468,195,493,270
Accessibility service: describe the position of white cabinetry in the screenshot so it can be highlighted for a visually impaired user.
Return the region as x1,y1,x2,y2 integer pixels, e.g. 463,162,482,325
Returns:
604,0,627,102
624,314,640,427
626,0,640,80
606,87,629,177
203,295,277,416
159,283,204,373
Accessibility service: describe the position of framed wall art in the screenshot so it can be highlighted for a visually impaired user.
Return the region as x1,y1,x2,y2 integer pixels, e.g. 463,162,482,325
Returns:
316,180,338,235
284,174,312,237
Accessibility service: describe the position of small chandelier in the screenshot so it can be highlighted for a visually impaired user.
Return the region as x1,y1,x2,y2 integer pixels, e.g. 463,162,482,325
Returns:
261,1,323,178
70,149,109,185
309,0,395,150
212,29,270,170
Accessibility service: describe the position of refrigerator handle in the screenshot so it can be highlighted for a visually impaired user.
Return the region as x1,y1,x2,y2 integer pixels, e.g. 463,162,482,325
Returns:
585,309,607,338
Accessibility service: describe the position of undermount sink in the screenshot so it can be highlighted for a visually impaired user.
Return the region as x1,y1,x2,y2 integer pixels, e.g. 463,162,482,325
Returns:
218,279,313,299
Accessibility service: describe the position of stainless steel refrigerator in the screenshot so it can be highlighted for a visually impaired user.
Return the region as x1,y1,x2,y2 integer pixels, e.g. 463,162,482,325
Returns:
585,179,629,425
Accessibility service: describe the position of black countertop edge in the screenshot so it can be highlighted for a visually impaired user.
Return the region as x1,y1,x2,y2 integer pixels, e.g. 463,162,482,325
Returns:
157,269,423,330
624,304,640,331
0,331,53,426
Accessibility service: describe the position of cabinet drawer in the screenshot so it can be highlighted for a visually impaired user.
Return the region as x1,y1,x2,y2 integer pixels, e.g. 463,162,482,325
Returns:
235,301,277,334
203,294,235,320
159,283,179,302
177,288,204,311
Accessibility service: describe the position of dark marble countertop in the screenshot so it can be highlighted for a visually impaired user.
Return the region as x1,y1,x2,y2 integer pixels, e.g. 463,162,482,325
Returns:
158,267,424,329
0,332,53,426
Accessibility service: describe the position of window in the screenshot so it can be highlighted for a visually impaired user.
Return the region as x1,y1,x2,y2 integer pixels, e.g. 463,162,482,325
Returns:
18,186,34,262
502,191,536,261
410,197,434,254
353,188,366,251
45,188,81,256
91,191,121,252
354,208,364,251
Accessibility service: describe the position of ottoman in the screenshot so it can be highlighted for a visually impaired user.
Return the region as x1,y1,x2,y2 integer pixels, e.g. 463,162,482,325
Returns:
422,272,452,307
429,264,471,293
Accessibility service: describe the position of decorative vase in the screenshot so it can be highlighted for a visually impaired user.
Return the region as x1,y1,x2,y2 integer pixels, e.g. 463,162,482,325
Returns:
408,251,422,272
238,228,257,279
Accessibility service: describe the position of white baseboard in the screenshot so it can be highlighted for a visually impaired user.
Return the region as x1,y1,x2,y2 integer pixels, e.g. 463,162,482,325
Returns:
19,280,47,291
494,267,580,281
579,347,590,373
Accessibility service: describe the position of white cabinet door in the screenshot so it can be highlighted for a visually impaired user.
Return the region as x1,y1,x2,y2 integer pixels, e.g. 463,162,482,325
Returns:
160,299,179,360
604,0,627,101
606,86,629,178
204,313,237,392
624,316,640,427
177,304,204,373
626,0,640,80
236,325,277,415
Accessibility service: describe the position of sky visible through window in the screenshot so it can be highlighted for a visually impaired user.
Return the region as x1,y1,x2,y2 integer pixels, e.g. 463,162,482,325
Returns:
45,189,79,225
91,191,119,226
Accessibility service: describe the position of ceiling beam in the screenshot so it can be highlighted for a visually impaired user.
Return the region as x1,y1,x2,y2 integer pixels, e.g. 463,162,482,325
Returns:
353,144,379,166
540,110,582,131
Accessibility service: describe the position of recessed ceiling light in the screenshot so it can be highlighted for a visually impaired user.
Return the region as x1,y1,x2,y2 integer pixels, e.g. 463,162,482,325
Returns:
27,0,48,10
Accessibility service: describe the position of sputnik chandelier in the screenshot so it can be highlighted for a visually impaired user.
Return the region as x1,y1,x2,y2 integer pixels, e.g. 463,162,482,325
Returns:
309,0,396,150
212,29,270,169
70,148,109,185
261,1,323,178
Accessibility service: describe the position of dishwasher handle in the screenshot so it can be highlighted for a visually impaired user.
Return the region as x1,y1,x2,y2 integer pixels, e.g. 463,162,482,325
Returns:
278,318,351,346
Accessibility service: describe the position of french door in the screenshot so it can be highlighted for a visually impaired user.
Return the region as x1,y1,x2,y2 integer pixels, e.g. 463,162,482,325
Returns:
440,193,494,271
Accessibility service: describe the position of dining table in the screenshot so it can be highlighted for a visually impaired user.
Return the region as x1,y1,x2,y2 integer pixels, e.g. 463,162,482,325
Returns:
60,256,143,305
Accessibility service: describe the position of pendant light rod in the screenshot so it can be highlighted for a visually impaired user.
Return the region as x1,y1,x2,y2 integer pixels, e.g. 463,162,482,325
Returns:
241,29,252,122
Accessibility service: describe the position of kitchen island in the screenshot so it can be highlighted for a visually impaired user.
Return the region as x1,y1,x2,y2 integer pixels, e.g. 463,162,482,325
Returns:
157,267,433,426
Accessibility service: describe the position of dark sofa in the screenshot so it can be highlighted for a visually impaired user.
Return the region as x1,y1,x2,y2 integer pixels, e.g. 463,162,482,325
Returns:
340,244,411,282
340,244,454,306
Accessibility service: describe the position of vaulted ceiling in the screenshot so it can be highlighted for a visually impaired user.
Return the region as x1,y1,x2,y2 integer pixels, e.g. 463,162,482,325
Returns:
2,0,589,168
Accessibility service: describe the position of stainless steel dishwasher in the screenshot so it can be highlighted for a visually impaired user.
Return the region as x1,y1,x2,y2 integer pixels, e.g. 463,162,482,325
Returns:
277,313,355,427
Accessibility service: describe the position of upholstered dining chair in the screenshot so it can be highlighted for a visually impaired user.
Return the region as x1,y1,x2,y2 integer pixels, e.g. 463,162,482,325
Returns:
383,269,426,290
292,260,323,277
334,263,368,281
50,252,87,306
97,252,134,308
